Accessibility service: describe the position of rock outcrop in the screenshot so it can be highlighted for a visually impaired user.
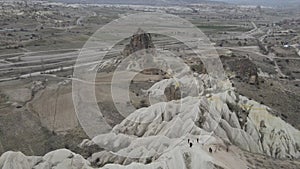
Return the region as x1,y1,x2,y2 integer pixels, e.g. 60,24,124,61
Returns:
98,28,156,73
225,58,259,85
0,149,90,169
122,28,155,57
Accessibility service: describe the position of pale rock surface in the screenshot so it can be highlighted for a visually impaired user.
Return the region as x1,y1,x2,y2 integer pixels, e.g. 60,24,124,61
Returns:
0,151,42,169
0,149,91,169
83,87,300,163
238,95,300,158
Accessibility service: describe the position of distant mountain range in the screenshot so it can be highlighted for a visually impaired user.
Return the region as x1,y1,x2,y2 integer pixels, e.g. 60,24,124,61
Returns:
45,0,234,6
47,0,212,5
47,0,300,8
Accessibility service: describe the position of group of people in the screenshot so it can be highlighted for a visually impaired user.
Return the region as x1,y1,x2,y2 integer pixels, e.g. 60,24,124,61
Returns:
187,138,199,148
187,138,229,153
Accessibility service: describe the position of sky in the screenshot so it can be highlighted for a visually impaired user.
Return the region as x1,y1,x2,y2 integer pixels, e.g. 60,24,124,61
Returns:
214,0,300,7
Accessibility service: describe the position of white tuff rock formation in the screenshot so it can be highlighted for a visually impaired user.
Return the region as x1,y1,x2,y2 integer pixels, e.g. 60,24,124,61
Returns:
1,72,300,169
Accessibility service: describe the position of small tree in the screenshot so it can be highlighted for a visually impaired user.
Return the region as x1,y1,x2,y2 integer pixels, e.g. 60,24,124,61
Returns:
237,41,242,46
